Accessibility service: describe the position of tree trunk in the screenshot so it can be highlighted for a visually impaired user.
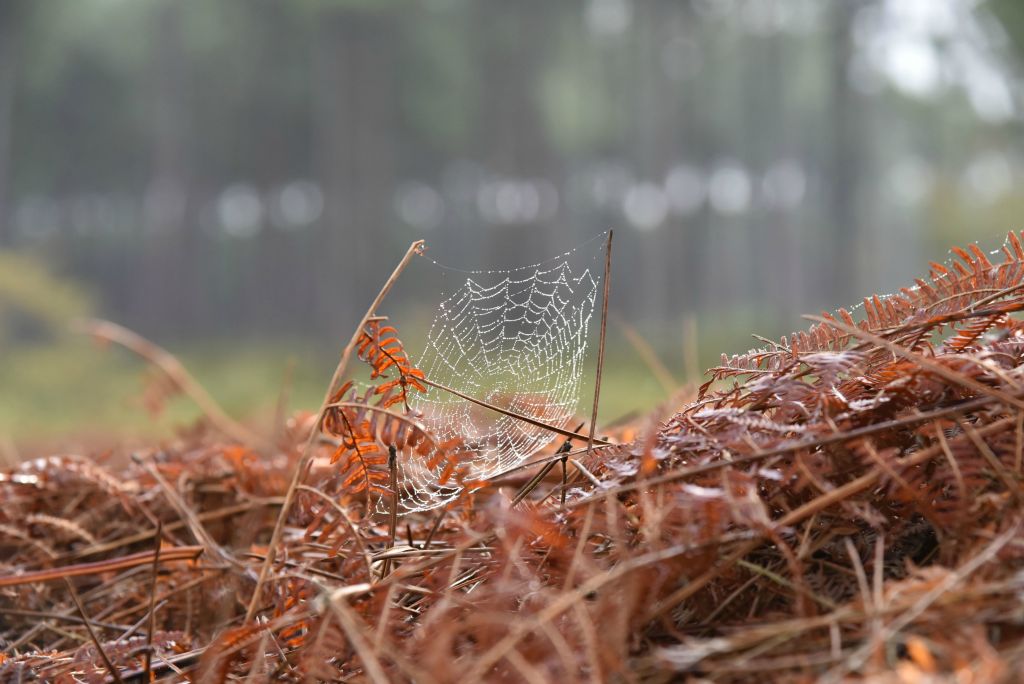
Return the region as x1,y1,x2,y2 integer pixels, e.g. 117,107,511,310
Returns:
136,0,193,337
476,0,558,268
0,2,20,247
825,0,866,304
313,9,398,343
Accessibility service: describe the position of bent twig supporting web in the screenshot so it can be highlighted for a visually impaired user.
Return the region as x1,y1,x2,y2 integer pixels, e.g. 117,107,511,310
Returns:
244,239,425,623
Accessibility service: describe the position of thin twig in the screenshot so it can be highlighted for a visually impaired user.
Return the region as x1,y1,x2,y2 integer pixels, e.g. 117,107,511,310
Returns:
382,444,399,578
143,521,163,682
63,577,126,684
295,484,374,578
0,608,128,631
559,456,568,508
587,230,613,467
484,443,617,481
511,457,561,507
64,500,278,561
576,390,1013,505
423,506,448,550
131,453,233,565
820,520,1021,682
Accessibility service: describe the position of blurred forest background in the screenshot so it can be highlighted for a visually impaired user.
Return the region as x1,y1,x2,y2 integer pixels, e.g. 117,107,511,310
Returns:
3,0,1024,445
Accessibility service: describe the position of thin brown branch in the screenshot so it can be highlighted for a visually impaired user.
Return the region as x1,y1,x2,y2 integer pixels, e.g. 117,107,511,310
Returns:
130,453,233,566
143,521,162,682
74,318,267,448
577,390,1011,505
0,546,204,588
587,229,613,463
383,444,399,578
418,376,612,446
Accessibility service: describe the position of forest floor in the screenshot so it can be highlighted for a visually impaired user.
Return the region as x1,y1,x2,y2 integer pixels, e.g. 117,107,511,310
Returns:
4,234,1024,682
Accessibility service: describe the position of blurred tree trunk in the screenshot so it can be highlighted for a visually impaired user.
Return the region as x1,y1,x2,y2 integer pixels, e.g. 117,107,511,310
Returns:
0,2,20,247
825,0,866,304
137,0,193,336
664,2,708,324
313,9,397,342
635,0,683,323
751,29,803,320
477,0,558,266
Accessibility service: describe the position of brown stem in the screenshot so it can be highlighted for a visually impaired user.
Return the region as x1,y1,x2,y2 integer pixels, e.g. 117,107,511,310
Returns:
64,577,126,684
244,239,425,623
383,444,399,578
418,376,612,446
131,453,232,565
587,230,614,462
142,521,162,682
0,546,204,588
511,457,561,506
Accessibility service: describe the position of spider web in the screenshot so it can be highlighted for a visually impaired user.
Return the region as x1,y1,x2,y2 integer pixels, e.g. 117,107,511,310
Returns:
386,237,603,513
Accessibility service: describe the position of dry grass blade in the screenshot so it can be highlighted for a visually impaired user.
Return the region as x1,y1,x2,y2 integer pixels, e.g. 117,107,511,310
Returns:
820,520,1022,683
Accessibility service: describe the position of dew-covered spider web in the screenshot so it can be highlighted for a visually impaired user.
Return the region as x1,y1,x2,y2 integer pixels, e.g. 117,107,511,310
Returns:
385,234,605,513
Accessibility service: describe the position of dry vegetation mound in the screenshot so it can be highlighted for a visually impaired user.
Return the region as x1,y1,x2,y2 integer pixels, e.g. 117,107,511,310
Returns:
4,234,1024,682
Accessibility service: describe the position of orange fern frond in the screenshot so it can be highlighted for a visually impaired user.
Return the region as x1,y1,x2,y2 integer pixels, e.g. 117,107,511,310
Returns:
714,231,1024,383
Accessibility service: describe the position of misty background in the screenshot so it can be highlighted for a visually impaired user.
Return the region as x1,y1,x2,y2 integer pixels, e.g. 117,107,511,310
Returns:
3,0,1024,444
